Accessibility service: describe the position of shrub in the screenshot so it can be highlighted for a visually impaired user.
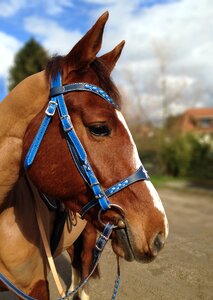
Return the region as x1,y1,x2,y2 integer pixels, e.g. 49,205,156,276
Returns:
161,133,213,179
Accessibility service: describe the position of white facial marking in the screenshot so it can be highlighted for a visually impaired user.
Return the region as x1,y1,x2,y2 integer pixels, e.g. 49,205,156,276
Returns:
116,111,141,169
145,180,169,238
116,111,169,238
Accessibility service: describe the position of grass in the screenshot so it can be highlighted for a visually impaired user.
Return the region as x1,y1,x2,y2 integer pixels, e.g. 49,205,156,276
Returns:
150,175,183,188
150,174,213,192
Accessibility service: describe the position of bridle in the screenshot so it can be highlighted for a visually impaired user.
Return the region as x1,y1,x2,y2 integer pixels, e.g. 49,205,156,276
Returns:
5,70,149,300
0,71,150,300
24,71,150,224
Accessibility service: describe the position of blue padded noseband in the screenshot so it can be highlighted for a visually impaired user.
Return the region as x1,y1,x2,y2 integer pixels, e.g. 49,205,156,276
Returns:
24,71,149,216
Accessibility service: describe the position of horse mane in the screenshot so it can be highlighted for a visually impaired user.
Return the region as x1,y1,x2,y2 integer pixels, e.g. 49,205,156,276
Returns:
45,56,122,109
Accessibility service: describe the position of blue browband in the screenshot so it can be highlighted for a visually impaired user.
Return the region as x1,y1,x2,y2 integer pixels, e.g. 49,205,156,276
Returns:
24,71,149,216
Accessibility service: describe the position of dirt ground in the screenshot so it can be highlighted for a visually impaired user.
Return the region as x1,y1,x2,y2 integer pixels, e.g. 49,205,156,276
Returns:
2,187,213,300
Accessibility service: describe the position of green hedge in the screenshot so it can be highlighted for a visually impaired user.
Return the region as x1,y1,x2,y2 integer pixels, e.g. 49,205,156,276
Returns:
137,132,213,179
161,133,213,179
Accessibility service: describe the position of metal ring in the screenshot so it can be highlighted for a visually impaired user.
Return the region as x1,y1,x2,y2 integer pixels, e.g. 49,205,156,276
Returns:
98,204,126,229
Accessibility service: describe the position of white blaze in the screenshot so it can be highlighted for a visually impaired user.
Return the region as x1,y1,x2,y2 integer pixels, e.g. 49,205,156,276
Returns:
116,111,168,238
116,111,141,169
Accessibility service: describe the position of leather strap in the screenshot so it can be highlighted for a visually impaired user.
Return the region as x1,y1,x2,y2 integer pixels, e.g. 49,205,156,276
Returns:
24,98,58,169
105,165,149,197
0,273,35,300
28,178,66,298
35,202,66,297
50,82,119,109
53,74,111,211
80,165,149,218
60,223,114,300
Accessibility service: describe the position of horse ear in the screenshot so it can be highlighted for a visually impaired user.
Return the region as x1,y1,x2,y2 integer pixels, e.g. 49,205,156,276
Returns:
99,40,125,74
67,12,109,70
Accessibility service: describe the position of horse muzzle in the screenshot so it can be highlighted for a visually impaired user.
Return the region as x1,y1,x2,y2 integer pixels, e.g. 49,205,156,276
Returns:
111,219,166,263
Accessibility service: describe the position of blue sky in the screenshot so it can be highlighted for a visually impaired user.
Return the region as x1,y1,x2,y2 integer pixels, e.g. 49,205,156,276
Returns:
0,0,212,121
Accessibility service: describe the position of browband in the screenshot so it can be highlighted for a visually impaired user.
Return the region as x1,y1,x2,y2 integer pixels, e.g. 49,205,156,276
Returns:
50,82,119,109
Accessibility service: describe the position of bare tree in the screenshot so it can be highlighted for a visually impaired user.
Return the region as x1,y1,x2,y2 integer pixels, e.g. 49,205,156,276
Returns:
121,68,152,127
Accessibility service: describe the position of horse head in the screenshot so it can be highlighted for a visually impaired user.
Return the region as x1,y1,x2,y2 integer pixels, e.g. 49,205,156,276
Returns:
23,12,168,263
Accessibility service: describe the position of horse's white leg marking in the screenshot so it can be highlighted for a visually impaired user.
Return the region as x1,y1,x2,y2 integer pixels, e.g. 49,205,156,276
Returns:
69,268,90,299
80,288,90,300
69,267,79,292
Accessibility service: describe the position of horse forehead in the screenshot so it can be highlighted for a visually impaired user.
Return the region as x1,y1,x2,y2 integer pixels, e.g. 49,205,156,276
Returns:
116,111,141,169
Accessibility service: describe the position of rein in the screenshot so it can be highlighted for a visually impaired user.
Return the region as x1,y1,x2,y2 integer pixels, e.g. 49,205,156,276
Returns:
1,71,150,300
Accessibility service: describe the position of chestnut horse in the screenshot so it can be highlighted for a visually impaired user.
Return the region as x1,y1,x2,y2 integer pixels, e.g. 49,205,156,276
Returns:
0,12,168,300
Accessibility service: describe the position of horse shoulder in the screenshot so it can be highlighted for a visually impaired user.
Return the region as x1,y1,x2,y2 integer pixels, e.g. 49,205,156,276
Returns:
0,136,22,206
0,188,46,293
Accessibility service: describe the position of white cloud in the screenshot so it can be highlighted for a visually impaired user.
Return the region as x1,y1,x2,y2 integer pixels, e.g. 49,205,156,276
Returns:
24,16,82,55
0,0,74,17
0,0,26,17
0,32,21,76
157,75,195,94
41,0,74,15
0,32,21,98
87,0,213,118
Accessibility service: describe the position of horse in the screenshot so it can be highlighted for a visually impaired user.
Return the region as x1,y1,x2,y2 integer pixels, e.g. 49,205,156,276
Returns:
0,12,168,300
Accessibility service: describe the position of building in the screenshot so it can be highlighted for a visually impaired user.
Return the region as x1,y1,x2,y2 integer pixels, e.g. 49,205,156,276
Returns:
180,108,213,134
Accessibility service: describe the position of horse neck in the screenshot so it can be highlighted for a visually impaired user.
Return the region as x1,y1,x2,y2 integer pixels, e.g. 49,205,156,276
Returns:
0,71,49,139
0,71,49,206
1,175,55,246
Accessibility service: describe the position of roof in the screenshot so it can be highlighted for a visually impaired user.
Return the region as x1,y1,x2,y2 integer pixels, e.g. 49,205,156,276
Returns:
181,107,213,133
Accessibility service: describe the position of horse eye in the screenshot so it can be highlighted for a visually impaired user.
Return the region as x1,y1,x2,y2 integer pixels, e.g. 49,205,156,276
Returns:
88,124,111,136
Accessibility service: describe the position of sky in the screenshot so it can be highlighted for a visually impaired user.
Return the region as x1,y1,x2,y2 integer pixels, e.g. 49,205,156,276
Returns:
0,0,212,122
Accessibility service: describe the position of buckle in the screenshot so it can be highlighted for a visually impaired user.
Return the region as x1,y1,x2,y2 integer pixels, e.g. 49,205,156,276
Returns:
60,115,73,132
45,100,57,116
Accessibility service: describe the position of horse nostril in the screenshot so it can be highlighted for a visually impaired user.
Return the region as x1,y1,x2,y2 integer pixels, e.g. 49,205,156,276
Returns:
151,233,165,256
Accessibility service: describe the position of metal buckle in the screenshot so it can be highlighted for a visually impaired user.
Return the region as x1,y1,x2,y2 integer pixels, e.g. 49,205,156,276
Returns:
100,233,109,241
95,244,103,252
98,204,126,229
60,115,73,132
45,100,57,116
95,193,103,200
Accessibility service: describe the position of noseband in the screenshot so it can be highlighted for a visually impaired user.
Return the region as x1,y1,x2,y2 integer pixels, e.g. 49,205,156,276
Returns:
24,71,149,223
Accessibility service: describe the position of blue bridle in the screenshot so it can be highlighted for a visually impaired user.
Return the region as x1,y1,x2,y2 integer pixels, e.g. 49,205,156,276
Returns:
16,71,150,299
0,72,150,300
24,71,149,220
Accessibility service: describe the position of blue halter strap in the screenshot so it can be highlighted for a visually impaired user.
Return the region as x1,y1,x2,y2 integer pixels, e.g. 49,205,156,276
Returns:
24,71,149,215
23,71,149,300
